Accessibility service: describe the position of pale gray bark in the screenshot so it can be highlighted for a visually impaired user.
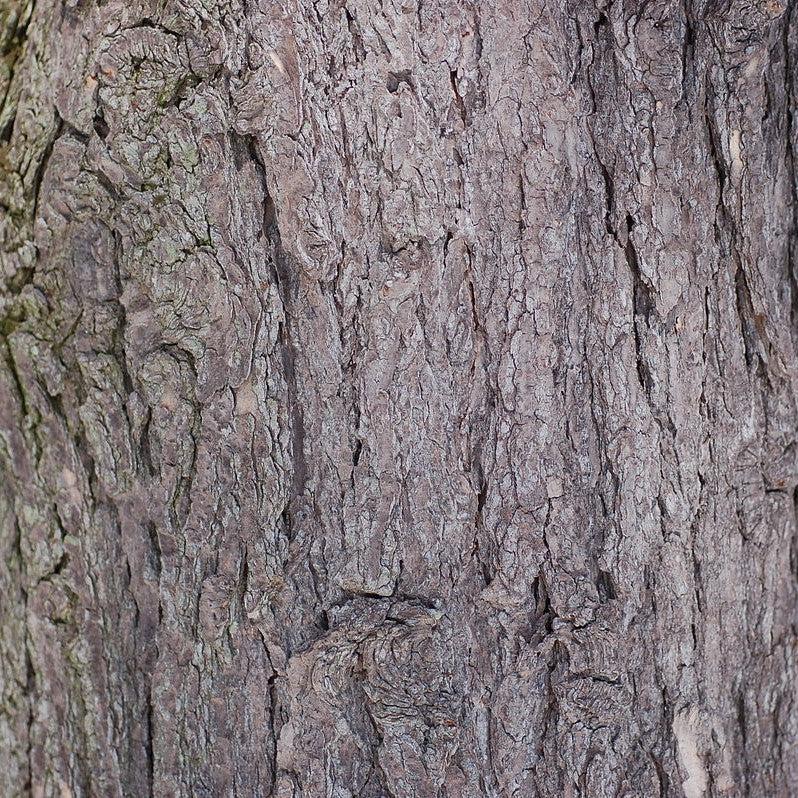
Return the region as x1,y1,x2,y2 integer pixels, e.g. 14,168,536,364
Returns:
1,0,797,796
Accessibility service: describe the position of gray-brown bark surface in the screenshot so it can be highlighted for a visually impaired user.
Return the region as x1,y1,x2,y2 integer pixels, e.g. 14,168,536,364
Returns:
1,0,797,795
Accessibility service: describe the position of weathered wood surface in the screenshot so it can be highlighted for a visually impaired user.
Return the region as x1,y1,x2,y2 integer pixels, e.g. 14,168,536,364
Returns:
1,0,797,795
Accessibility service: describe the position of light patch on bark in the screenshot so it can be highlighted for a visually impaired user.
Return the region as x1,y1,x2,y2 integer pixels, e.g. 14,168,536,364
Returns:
673,707,709,798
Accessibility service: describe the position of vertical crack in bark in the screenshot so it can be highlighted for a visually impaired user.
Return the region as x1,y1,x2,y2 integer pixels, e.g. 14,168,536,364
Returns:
583,6,659,407
625,214,656,400
28,107,62,234
734,264,759,371
145,687,155,796
679,0,697,106
704,76,767,377
703,84,728,222
161,344,199,532
265,668,279,796
0,0,36,143
783,6,798,349
245,134,307,543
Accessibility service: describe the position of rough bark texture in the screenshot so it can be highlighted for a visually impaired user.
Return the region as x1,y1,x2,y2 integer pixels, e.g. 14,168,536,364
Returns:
1,0,797,795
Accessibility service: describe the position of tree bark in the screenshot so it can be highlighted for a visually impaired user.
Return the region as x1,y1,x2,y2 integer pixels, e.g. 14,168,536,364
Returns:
1,0,797,795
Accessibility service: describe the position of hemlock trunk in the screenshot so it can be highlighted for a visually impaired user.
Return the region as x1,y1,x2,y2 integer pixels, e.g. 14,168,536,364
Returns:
1,0,797,796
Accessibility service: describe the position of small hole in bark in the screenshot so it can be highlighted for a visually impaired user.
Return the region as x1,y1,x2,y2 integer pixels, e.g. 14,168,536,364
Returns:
386,70,412,93
0,115,14,143
596,569,616,601
93,109,109,140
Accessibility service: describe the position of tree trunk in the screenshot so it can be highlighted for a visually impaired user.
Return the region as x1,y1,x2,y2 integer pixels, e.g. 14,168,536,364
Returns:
1,0,797,795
